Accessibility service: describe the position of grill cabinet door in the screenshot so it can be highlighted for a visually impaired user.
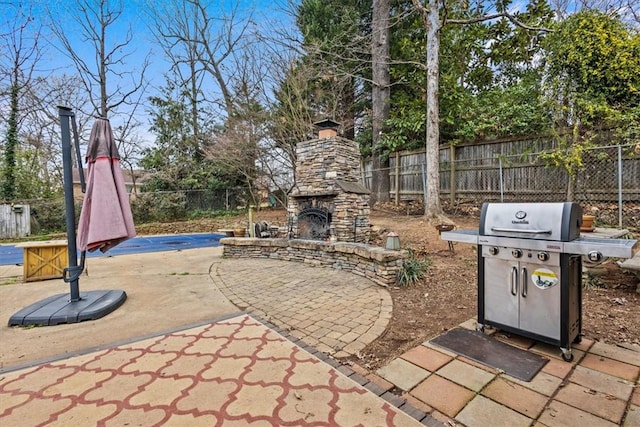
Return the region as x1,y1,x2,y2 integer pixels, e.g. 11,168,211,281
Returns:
483,257,519,329
518,260,561,340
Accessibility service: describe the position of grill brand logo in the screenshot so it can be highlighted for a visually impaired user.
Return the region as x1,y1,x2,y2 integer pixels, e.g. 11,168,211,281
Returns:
512,210,529,224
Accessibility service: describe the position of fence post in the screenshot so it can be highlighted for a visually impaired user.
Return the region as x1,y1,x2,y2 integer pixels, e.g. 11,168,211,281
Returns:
618,145,623,227
499,157,504,202
449,144,456,203
421,162,427,208
395,152,400,206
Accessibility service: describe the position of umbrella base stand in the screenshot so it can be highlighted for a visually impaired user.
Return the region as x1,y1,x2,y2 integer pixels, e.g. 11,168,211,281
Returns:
8,290,127,327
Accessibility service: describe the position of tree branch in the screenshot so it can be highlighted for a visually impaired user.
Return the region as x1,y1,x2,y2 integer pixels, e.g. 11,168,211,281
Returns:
446,11,553,32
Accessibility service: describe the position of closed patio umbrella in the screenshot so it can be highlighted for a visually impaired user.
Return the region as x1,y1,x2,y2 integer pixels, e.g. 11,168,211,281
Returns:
77,118,136,252
8,109,127,327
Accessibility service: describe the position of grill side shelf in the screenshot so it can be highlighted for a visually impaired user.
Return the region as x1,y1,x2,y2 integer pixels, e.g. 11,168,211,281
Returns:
440,229,479,245
564,237,638,258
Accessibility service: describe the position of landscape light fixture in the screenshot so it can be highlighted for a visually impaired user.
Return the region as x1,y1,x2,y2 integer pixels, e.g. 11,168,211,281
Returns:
385,232,401,250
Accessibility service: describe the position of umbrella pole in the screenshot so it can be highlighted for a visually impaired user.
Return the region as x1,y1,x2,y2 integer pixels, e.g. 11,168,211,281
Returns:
59,106,81,302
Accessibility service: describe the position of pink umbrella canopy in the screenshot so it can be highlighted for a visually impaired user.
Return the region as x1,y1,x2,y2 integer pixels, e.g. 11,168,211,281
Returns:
77,118,136,252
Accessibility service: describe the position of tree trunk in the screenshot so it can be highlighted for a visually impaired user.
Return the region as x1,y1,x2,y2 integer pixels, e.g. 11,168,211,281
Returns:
423,0,443,218
342,79,356,141
370,0,391,206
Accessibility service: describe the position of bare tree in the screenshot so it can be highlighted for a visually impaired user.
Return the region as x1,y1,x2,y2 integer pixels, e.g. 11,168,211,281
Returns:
47,0,149,119
148,1,297,203
46,0,150,187
17,74,94,197
146,0,207,146
267,50,315,147
146,0,254,120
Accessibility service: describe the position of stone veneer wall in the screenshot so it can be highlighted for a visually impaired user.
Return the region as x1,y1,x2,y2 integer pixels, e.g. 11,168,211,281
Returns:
221,238,406,287
331,192,370,242
291,136,362,194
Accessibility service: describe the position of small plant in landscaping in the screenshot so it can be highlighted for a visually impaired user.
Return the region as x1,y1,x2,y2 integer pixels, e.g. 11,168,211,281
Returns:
397,249,431,286
583,271,606,289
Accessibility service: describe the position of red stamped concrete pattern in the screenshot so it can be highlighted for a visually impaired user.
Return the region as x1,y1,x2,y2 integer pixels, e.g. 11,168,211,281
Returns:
0,315,421,426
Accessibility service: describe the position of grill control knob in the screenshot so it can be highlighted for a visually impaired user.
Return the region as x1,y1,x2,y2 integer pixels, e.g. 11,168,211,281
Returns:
537,252,550,261
488,247,499,255
587,251,603,263
511,249,523,258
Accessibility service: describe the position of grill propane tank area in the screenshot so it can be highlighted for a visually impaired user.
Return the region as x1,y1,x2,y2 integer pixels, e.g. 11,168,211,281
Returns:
441,202,638,361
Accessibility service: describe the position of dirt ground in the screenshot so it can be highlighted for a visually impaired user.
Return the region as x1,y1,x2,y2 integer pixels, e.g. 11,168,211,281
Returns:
136,206,640,370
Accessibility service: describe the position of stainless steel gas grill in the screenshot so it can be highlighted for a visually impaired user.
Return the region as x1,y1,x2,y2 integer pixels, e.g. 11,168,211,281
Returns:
442,202,637,361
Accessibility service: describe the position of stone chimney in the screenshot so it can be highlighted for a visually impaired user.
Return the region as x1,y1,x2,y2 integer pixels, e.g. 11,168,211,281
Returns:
314,118,340,139
287,122,371,243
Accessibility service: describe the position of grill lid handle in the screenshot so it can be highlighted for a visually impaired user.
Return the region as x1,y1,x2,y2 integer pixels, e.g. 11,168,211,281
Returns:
490,227,552,234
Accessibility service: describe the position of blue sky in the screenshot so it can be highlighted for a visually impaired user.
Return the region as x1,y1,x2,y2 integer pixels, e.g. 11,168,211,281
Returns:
1,0,296,145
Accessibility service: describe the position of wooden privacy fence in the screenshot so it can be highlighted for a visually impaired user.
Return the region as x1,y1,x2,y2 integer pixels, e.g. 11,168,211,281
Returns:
0,204,31,239
363,137,640,217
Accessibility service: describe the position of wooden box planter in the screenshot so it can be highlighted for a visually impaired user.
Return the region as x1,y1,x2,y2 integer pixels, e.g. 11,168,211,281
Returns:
15,240,68,282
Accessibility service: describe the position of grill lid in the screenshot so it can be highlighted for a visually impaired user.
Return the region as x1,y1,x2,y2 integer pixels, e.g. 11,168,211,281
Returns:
479,202,582,242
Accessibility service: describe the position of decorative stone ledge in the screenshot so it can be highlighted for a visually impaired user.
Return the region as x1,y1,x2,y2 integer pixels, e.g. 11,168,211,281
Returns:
220,238,408,287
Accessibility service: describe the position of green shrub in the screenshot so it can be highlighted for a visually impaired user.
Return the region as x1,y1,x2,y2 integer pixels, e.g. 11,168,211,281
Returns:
30,198,68,233
397,249,431,286
131,192,187,223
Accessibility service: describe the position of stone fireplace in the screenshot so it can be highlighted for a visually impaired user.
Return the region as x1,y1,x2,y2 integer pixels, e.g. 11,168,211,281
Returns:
287,120,370,243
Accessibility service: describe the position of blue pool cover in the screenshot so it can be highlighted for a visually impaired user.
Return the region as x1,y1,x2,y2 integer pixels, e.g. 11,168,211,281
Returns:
0,233,224,266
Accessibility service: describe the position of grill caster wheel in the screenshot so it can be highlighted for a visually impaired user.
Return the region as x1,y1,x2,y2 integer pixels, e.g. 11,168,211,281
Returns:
561,348,574,362
476,323,484,333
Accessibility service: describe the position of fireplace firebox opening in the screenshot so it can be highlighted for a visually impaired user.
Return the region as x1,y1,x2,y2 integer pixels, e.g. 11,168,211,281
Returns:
297,207,332,240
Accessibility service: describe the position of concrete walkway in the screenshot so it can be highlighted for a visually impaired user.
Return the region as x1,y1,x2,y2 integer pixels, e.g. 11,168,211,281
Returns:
1,247,639,426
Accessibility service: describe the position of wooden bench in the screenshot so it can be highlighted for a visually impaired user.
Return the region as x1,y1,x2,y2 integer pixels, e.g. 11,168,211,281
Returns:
15,240,68,282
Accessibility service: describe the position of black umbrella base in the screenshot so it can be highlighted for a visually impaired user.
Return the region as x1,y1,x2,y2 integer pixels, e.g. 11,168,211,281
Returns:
8,290,127,327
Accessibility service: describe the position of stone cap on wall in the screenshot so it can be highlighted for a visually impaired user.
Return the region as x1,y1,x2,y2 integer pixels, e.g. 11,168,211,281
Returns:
220,238,407,262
